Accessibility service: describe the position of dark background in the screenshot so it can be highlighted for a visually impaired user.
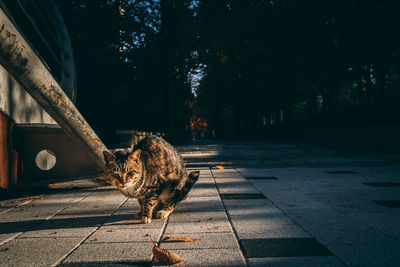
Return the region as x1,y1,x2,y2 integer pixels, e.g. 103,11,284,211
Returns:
56,0,400,147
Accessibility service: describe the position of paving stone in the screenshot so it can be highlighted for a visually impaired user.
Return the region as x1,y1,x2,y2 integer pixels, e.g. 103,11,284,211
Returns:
239,238,332,258
20,224,96,238
372,200,400,208
230,215,311,239
362,182,400,187
187,179,219,197
348,211,400,238
216,181,260,194
220,193,266,200
283,207,367,236
168,210,228,223
175,196,224,212
326,240,400,266
57,191,126,217
246,176,279,180
0,192,89,223
225,206,278,217
160,232,238,250
213,177,248,182
222,199,274,208
112,198,140,215
102,214,167,230
63,242,154,264
316,223,397,248
59,261,151,266
0,208,11,215
186,187,220,198
85,228,162,243
247,256,346,267
0,237,83,266
212,173,244,179
164,219,231,234
237,168,279,178
326,170,357,174
153,248,246,267
0,233,20,246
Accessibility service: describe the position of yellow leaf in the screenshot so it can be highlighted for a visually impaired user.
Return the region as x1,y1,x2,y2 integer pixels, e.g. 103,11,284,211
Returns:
162,236,198,242
215,165,224,170
148,234,184,265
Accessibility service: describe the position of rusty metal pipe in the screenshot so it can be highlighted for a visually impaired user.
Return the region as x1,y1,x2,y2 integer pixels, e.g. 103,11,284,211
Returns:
0,8,107,168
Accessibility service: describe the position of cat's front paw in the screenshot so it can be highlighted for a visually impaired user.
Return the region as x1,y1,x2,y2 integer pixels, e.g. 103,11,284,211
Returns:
141,216,152,224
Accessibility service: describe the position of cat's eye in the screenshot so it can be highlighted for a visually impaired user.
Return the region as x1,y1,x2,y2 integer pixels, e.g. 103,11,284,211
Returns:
113,172,120,178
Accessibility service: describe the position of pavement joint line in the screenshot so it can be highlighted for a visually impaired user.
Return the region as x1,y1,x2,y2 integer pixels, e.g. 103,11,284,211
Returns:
0,233,22,247
210,168,249,267
55,196,129,266
0,191,93,248
0,208,15,216
44,191,95,220
150,210,171,264
0,194,46,215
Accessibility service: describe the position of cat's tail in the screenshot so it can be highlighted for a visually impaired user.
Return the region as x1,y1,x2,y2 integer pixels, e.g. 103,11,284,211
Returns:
175,171,200,202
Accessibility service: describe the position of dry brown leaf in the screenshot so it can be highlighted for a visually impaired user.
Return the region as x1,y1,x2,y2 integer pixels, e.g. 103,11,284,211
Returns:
148,234,184,265
162,236,198,243
49,184,57,188
215,165,224,170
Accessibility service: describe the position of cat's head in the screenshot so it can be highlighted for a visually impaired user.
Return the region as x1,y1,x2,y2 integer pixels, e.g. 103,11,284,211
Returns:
103,150,143,189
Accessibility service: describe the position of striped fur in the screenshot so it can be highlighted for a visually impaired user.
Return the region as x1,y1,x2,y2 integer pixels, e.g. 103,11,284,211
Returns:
103,136,199,223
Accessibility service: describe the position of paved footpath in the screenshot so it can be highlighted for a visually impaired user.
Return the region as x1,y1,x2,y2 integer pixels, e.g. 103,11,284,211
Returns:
1,140,400,266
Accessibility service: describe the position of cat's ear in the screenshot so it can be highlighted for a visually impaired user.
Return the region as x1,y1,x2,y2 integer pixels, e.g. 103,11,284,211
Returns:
128,149,141,162
103,151,116,164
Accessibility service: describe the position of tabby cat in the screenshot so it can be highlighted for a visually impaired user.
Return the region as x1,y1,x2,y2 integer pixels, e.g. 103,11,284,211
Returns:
103,136,199,223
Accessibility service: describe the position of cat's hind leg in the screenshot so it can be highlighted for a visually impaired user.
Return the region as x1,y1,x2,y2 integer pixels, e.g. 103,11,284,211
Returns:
155,203,175,219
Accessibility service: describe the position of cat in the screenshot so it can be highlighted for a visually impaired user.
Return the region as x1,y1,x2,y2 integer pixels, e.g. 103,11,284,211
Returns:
103,136,199,223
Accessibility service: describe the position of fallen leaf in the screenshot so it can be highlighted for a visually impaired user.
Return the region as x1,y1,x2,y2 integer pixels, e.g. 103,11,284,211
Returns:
94,238,98,241
49,184,57,188
148,234,184,265
215,165,224,170
162,236,198,243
